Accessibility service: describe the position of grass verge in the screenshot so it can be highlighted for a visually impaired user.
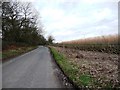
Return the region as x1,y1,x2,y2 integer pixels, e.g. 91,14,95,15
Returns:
1,46,37,62
49,47,95,89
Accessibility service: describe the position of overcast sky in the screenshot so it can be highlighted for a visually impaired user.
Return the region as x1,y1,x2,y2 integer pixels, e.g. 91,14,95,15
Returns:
20,0,118,42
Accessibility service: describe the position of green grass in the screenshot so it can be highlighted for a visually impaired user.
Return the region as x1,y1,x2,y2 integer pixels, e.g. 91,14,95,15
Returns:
2,46,37,60
79,74,92,86
50,47,94,88
50,47,117,88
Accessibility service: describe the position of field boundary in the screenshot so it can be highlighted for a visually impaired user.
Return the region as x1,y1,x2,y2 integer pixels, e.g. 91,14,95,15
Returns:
2,46,38,63
49,46,119,89
49,47,80,90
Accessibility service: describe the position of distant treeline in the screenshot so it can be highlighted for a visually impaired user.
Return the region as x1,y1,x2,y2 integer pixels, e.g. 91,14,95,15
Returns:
2,1,48,49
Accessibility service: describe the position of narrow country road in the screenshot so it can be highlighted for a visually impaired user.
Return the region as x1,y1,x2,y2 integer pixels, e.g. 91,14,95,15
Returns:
2,46,64,88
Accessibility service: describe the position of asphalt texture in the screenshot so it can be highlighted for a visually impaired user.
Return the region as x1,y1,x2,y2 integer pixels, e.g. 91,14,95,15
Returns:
2,46,64,88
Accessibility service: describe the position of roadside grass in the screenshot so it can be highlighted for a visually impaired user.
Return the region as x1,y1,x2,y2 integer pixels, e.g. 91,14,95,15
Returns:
49,47,94,88
49,47,116,88
2,46,37,61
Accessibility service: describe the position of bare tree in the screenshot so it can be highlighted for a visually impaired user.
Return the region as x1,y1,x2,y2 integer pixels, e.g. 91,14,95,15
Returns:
48,35,54,44
2,1,47,47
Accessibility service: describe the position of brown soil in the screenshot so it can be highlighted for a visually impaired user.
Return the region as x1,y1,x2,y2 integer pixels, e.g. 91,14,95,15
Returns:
53,47,119,88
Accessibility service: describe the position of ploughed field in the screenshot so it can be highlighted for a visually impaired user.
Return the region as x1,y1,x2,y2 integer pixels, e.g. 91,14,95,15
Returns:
53,47,119,88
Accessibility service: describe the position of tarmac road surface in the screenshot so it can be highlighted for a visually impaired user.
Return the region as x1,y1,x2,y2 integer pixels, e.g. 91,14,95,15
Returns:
2,46,64,88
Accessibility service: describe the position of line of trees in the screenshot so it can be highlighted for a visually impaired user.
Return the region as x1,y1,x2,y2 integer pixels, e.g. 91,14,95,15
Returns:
2,1,54,49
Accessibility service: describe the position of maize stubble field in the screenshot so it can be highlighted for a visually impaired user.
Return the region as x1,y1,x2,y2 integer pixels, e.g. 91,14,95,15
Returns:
51,35,119,88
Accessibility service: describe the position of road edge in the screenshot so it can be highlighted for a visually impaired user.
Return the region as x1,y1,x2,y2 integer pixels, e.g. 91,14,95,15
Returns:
48,47,80,90
2,46,38,64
